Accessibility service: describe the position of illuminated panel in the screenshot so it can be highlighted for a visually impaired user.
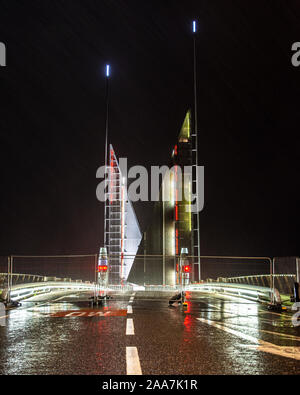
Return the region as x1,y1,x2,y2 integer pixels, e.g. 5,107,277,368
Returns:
170,226,175,256
178,110,191,141
170,171,175,205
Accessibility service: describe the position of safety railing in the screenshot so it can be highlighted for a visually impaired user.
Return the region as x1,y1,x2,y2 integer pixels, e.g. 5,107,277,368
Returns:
185,282,281,304
6,281,95,302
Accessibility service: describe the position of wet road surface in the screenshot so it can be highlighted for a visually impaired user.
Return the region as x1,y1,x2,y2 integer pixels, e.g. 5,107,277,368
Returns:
0,291,299,375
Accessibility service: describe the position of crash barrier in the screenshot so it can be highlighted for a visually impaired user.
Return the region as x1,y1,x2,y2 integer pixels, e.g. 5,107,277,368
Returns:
104,284,178,292
186,282,281,304
104,283,281,304
217,274,296,295
106,285,134,292
106,283,281,304
1,278,282,305
105,283,281,304
143,285,178,292
2,281,95,302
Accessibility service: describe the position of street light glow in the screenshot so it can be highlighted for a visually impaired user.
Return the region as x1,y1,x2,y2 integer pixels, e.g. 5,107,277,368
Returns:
106,64,110,77
193,20,197,33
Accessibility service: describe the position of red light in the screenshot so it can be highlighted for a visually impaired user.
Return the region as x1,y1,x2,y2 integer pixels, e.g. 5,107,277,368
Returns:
183,265,191,273
98,265,108,272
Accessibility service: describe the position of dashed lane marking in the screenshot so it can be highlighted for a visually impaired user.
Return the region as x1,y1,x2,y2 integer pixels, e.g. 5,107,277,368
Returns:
126,318,135,335
126,347,142,375
127,305,133,314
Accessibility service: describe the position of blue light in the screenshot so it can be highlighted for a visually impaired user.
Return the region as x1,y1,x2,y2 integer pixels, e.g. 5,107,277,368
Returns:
193,21,197,33
106,64,110,77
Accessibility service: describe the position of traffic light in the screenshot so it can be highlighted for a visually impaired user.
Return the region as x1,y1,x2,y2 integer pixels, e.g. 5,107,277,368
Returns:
183,265,191,273
98,265,108,272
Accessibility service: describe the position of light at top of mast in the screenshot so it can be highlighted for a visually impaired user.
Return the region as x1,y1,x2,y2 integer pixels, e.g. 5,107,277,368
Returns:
106,64,110,77
193,20,197,33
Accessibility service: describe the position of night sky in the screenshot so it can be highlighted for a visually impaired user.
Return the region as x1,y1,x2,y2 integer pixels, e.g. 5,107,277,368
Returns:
0,0,299,258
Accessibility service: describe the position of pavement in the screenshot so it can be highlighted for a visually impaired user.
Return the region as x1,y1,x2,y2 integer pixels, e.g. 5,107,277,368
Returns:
0,290,299,375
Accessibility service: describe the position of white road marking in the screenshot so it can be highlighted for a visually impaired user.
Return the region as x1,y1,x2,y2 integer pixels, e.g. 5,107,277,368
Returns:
127,305,133,314
126,318,135,335
258,329,300,341
197,318,300,360
65,311,88,317
223,321,300,341
259,310,291,319
198,318,259,343
126,347,142,375
258,311,291,321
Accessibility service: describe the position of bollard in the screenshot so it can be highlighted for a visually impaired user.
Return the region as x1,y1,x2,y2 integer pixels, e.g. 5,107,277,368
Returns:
0,302,5,326
294,282,300,303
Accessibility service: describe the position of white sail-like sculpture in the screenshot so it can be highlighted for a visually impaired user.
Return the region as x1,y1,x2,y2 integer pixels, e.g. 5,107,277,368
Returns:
104,145,142,284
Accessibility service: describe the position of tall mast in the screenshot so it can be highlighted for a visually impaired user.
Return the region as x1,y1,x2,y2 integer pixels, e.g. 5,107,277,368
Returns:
104,64,110,247
192,21,201,281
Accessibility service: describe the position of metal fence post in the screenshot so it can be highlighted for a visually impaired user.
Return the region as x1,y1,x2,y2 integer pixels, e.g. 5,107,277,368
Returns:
271,257,275,304
7,256,10,303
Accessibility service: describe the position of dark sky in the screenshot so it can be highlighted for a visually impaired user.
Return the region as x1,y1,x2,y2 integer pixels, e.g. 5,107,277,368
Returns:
0,0,299,258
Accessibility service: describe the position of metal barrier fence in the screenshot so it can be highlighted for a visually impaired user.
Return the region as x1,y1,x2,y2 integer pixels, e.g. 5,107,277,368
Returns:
123,254,275,286
0,254,298,303
217,274,296,295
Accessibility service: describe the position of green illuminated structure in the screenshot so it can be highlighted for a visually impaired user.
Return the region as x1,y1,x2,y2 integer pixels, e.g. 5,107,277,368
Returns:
128,110,196,285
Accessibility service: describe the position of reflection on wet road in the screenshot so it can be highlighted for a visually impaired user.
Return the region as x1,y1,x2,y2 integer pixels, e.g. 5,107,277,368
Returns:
0,291,299,375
